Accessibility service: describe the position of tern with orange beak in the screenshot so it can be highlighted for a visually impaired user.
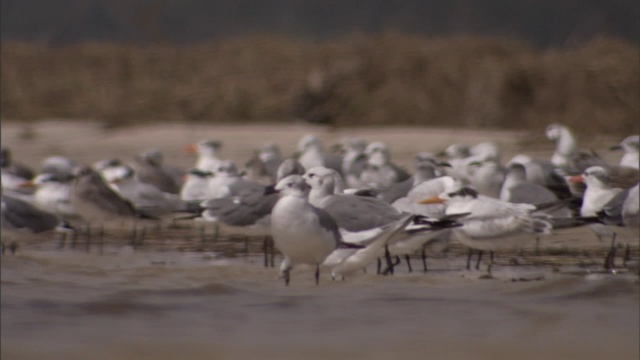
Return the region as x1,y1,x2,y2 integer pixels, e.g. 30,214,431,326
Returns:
419,187,553,271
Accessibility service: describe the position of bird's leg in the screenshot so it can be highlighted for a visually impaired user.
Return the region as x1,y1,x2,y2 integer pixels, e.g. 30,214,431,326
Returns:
269,237,276,267
489,250,495,265
138,227,146,247
9,242,18,255
263,236,269,268
212,224,219,243
405,255,413,273
475,250,484,270
199,225,206,243
384,245,394,275
1,241,4,255
71,226,78,249
57,232,67,249
376,258,382,274
623,243,630,267
85,224,92,252
244,235,250,257
129,224,137,247
604,233,617,270
535,236,540,256
98,224,104,255
421,245,428,272
315,264,320,285
466,248,473,270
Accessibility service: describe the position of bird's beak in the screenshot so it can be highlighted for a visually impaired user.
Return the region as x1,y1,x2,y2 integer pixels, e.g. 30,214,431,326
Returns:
18,180,35,188
418,196,444,204
609,145,623,151
184,144,197,154
109,178,121,184
264,185,279,195
567,174,584,183
436,150,447,157
438,161,452,167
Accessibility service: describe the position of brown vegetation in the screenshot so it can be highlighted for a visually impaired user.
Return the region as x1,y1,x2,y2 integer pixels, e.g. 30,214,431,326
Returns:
1,34,638,134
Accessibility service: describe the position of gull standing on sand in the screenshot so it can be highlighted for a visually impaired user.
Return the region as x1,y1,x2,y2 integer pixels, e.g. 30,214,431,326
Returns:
420,187,553,271
268,175,343,285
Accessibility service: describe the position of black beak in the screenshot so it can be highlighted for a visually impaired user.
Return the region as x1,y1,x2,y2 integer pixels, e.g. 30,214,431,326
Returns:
438,161,452,167
609,145,623,151
264,185,279,195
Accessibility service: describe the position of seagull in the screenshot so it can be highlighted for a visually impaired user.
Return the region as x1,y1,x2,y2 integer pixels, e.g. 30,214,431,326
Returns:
296,134,342,174
267,175,344,285
182,159,307,267
378,152,444,204
130,152,180,194
23,173,79,219
258,143,284,183
546,123,608,174
40,155,76,177
358,142,410,190
180,168,215,201
186,140,224,172
0,147,34,181
419,187,553,271
464,159,505,198
108,166,184,217
1,147,35,194
338,137,368,188
139,149,185,189
69,165,141,224
1,194,74,253
243,152,274,185
500,163,570,217
610,135,639,169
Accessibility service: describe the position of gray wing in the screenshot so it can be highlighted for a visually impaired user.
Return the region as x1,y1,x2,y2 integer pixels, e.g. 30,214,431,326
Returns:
507,182,558,204
311,205,342,247
323,195,403,232
598,188,631,225
131,159,180,194
74,173,138,217
202,193,279,226
379,176,414,203
2,195,60,233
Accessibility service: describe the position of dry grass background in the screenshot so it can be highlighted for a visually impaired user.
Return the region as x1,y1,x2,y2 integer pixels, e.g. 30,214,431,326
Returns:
1,33,638,134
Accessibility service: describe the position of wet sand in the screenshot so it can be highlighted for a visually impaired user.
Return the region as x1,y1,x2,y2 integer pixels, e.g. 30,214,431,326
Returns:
1,121,639,360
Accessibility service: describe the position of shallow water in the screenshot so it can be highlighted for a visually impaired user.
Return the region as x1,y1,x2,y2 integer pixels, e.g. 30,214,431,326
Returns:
2,230,639,360
2,123,639,359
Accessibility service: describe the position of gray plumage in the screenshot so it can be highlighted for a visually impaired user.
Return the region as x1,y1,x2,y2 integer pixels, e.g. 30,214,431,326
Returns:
70,166,138,222
1,194,61,233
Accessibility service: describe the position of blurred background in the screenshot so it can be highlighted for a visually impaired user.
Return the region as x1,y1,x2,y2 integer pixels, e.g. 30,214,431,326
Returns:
1,0,639,133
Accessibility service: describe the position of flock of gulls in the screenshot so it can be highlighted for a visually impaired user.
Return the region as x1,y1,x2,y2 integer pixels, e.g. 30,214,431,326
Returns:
1,123,639,285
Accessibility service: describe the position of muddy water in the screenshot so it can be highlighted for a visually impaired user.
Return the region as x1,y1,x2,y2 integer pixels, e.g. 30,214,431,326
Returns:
2,122,639,359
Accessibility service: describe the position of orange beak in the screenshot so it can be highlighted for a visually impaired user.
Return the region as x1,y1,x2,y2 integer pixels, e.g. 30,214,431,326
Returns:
18,180,35,188
418,196,444,204
184,144,197,155
567,174,584,183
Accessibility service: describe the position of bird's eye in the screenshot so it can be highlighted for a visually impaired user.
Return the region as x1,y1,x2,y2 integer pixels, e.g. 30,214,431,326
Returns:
308,173,315,178
288,183,293,188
